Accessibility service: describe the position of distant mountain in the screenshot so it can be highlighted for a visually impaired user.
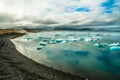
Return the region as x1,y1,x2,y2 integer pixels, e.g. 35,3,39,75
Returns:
54,27,93,31
23,26,120,32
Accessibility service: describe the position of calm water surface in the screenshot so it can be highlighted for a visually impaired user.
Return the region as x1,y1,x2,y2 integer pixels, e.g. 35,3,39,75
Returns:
11,31,120,80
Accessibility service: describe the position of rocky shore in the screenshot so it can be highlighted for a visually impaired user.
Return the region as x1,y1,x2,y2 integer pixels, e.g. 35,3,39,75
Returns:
0,34,85,80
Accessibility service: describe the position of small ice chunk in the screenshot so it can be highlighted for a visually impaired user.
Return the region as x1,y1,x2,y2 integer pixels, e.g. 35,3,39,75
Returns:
56,39,63,43
24,37,33,41
110,46,120,51
84,37,92,42
61,40,68,43
37,46,43,50
79,38,84,41
69,38,79,42
38,36,45,39
39,42,47,46
94,43,108,48
49,40,57,44
91,39,98,43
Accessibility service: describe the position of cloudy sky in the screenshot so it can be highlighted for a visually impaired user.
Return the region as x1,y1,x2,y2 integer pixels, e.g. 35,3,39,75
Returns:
0,0,120,29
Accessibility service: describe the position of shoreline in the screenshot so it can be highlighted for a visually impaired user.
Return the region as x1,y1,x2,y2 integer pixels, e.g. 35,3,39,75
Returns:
0,34,85,80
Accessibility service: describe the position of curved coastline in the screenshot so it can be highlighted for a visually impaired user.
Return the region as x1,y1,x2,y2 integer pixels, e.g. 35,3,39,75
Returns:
0,34,85,80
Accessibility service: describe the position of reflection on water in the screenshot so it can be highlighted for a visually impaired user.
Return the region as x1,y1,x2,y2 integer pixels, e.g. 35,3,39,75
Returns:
11,31,120,80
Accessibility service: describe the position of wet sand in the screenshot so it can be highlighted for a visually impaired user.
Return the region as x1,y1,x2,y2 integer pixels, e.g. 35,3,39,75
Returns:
0,34,85,80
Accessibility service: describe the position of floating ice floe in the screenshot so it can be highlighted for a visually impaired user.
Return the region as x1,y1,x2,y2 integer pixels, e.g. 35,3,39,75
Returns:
110,46,120,51
79,37,84,41
38,36,45,38
39,42,47,46
95,33,101,36
109,43,120,47
69,38,79,42
24,37,33,41
54,34,62,36
49,40,57,44
56,39,63,43
61,40,69,43
94,43,108,48
43,39,49,42
84,37,92,42
38,42,47,50
91,38,99,43
37,46,43,50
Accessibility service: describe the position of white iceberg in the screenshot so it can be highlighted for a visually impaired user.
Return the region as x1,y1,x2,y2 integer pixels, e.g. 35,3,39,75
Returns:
109,43,120,47
84,37,92,42
94,43,108,48
39,42,47,46
61,40,68,43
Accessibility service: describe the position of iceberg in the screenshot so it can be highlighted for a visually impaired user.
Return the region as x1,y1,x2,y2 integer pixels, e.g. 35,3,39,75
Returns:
37,46,43,50
56,39,63,43
84,37,92,42
61,40,68,43
91,38,98,43
109,43,120,47
43,39,50,43
110,46,120,51
79,38,84,41
39,42,47,46
94,43,108,48
49,40,57,44
69,38,79,42
38,36,45,39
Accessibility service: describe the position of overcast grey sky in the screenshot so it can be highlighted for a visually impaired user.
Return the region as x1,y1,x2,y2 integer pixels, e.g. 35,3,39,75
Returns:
0,0,120,29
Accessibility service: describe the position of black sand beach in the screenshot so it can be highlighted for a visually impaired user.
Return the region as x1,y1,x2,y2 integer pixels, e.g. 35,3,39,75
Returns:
0,34,85,80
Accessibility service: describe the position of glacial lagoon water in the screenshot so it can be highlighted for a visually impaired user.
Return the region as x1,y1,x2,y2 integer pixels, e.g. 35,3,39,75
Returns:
11,31,120,80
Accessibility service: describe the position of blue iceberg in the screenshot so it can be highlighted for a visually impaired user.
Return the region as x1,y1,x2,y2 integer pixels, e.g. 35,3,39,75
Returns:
110,46,120,51
56,39,63,43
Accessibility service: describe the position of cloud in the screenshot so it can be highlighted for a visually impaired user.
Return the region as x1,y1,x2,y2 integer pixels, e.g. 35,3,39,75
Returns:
0,0,120,29
0,13,14,23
